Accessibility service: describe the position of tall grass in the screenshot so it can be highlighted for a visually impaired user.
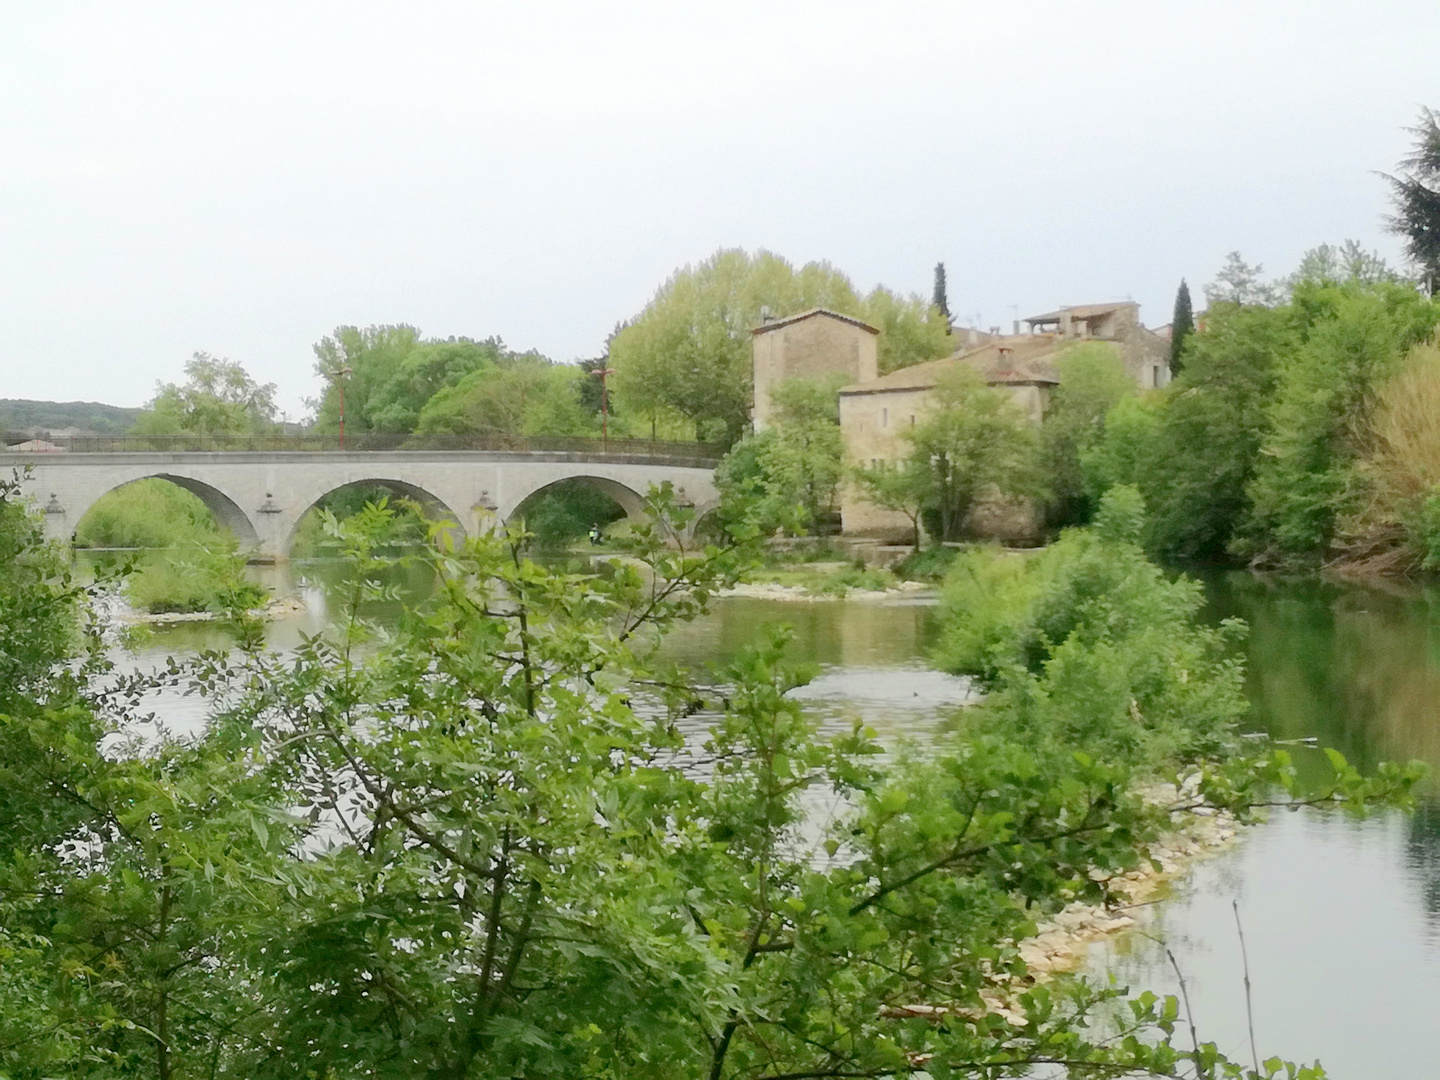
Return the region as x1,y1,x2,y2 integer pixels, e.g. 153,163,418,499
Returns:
1346,341,1440,570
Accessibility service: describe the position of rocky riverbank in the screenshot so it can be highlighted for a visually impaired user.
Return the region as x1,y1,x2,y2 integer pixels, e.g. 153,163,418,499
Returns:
720,579,932,602
119,594,308,625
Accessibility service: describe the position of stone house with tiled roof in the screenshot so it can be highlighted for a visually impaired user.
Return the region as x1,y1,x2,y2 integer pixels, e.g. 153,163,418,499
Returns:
836,302,1170,539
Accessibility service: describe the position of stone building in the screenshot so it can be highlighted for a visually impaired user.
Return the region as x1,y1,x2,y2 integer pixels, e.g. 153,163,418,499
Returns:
836,301,1170,539
751,308,879,431
1022,301,1170,389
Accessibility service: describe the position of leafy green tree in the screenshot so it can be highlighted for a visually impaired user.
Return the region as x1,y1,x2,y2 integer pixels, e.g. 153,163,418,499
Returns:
851,455,931,549
365,338,507,432
1204,251,1283,307
863,284,953,374
1135,303,1293,561
0,474,1423,1079
1170,278,1194,374
1238,280,1440,563
414,359,594,437
311,324,422,433
1284,240,1408,291
610,249,949,446
716,377,846,534
1384,106,1440,286
1040,344,1135,526
932,260,950,319
130,352,279,438
908,367,1041,541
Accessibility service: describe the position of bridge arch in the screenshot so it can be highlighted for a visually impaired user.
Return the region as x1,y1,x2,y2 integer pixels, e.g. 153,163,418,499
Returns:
74,473,261,549
285,478,468,556
501,475,648,526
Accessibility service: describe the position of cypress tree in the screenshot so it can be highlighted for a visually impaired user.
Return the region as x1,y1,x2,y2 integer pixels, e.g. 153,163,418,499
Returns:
1170,279,1194,375
932,262,951,320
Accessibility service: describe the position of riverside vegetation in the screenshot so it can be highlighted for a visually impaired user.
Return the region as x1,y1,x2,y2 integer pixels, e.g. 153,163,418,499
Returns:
0,472,1424,1080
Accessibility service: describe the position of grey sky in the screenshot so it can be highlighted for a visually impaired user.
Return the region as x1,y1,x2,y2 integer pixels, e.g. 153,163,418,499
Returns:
3,1,1438,416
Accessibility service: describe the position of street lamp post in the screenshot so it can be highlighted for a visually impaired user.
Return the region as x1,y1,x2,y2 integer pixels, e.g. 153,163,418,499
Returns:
592,366,616,451
327,365,354,450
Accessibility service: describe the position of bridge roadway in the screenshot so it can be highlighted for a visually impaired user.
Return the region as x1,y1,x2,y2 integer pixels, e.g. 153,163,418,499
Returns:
0,448,721,561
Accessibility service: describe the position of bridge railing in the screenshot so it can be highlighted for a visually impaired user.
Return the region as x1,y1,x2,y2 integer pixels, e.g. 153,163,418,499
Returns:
1,433,725,465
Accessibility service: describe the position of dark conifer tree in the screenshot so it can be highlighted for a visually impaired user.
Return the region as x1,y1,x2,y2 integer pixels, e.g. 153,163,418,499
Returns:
932,262,951,320
1384,107,1440,289
1169,279,1194,375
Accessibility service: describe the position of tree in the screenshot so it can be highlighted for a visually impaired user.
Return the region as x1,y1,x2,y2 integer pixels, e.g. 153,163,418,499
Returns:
609,249,951,446
130,352,279,438
851,455,931,549
1039,344,1135,526
1204,251,1283,307
415,357,595,437
1384,106,1440,288
1237,279,1440,564
908,366,1041,541
1284,240,1407,291
311,324,422,433
932,260,950,320
716,376,846,533
864,285,953,374
1170,278,1194,374
0,476,1422,1079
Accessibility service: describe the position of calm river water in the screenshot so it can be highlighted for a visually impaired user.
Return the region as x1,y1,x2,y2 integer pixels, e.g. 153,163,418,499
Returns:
118,561,1440,1078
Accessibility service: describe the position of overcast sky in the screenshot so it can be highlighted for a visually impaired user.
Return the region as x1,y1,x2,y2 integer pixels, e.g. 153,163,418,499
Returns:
3,1,1438,416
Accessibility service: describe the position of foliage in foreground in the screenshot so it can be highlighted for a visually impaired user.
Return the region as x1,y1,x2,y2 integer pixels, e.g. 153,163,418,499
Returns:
0,476,1422,1080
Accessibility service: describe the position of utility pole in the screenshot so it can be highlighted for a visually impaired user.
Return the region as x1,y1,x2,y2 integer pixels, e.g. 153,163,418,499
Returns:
328,365,353,450
592,366,616,450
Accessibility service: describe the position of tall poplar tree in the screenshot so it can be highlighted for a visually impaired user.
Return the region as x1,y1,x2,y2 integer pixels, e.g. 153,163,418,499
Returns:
1170,279,1195,374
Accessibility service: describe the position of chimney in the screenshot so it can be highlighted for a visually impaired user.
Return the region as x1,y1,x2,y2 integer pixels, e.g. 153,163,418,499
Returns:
967,327,978,345
759,305,773,324
1012,319,1020,336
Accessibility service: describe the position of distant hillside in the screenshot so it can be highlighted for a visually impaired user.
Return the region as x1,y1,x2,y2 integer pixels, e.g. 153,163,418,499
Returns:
0,398,142,437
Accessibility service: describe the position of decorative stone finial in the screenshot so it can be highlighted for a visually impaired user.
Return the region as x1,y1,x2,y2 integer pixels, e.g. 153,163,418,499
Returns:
44,493,65,515
258,492,282,514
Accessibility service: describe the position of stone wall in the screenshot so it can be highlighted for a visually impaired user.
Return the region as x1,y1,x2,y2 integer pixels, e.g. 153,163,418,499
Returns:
753,313,878,431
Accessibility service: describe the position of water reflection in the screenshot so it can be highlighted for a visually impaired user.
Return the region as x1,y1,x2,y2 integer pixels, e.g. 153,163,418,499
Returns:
1089,571,1440,1078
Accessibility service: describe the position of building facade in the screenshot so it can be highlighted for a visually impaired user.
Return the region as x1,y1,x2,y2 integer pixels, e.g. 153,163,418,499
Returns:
837,301,1170,540
751,308,879,431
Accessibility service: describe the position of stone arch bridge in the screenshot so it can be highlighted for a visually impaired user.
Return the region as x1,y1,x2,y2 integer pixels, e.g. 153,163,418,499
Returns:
1,446,721,561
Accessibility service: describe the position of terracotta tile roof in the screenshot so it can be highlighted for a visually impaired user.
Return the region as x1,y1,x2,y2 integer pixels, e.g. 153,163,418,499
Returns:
751,307,880,335
839,335,1067,395
1024,302,1135,323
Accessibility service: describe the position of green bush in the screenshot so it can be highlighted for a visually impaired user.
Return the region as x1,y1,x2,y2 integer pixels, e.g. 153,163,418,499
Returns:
934,488,1248,767
894,544,958,581
74,479,220,549
124,540,268,615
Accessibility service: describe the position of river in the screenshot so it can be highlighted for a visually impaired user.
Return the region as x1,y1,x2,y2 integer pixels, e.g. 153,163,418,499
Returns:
115,559,1440,1078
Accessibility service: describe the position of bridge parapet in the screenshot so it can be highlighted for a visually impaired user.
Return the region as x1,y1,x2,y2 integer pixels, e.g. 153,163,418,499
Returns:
1,433,724,466
1,450,721,562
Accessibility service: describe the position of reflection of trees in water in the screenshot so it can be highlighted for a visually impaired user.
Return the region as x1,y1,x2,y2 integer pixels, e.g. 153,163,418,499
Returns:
1210,572,1440,780
1207,572,1440,927
1405,800,1440,918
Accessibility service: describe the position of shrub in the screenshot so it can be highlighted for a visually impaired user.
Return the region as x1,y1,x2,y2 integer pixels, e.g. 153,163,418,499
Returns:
74,478,220,549
934,488,1248,767
125,539,268,614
